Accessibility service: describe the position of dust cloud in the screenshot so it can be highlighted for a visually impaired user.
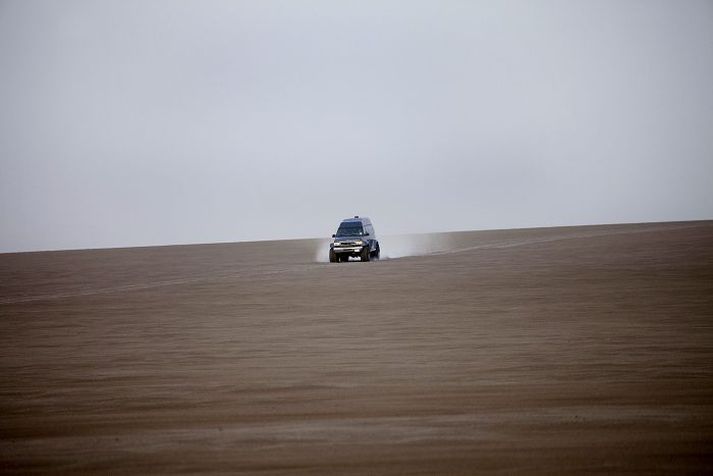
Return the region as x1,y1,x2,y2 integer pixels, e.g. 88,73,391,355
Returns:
313,234,452,263
312,239,331,263
377,234,451,259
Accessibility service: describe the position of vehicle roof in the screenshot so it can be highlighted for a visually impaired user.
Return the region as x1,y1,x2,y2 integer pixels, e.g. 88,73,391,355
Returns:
340,217,371,225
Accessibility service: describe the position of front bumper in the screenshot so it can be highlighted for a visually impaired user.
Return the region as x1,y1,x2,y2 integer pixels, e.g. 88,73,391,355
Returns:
332,246,367,254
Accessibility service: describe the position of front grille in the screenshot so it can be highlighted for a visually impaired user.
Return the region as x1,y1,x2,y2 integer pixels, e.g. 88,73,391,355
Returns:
337,241,363,247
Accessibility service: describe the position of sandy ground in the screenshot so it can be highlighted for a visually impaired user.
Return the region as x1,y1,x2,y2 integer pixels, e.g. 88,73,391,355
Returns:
1,221,712,474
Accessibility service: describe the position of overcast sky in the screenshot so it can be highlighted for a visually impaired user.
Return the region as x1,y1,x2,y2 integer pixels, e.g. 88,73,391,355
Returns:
1,0,712,252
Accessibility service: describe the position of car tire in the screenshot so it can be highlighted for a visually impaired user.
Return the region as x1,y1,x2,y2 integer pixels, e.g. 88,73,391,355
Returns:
374,243,380,260
361,246,370,262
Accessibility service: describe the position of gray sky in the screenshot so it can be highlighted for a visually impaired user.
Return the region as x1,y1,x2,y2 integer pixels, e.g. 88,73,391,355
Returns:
1,0,712,253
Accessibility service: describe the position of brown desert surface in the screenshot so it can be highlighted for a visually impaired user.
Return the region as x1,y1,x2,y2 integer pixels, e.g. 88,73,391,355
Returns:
1,221,712,474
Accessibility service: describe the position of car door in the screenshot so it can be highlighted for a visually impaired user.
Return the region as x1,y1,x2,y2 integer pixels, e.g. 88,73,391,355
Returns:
365,223,375,251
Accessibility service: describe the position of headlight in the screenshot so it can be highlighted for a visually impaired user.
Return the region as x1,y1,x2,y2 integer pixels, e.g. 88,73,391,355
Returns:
354,240,363,245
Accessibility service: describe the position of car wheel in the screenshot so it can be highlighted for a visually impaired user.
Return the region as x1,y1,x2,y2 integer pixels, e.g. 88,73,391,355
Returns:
374,243,380,260
329,249,337,263
361,246,370,262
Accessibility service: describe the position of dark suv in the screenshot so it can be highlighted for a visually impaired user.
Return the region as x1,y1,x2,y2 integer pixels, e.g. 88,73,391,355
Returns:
329,216,380,262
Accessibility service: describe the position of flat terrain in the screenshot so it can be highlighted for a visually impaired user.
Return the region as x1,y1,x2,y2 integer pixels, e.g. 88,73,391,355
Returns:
1,221,712,474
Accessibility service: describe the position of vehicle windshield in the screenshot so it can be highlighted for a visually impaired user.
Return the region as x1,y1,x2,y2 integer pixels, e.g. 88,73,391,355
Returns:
336,224,363,237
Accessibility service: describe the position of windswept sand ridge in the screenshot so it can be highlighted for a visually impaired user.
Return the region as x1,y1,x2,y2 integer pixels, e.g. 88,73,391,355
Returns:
378,220,709,259
2,221,703,305
1,221,712,474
